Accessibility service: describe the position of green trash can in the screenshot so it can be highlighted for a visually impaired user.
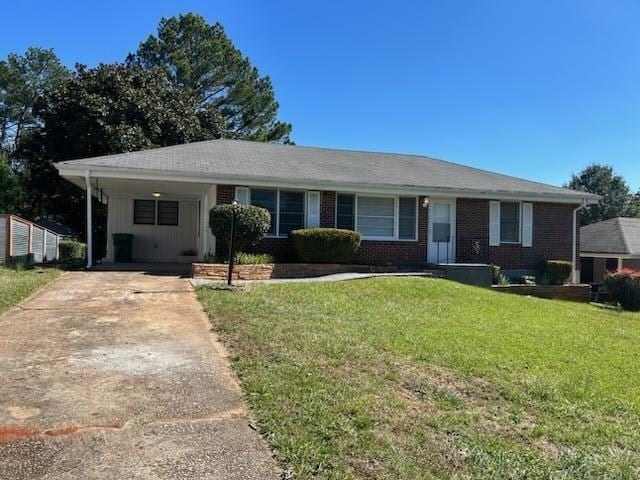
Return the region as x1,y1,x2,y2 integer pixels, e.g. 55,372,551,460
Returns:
112,233,134,262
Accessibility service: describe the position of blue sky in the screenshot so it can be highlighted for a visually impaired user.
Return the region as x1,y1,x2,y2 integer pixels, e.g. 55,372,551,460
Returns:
2,0,639,190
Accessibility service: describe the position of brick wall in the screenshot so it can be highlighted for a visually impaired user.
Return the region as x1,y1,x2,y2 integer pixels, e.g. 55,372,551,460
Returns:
456,198,577,271
216,186,577,269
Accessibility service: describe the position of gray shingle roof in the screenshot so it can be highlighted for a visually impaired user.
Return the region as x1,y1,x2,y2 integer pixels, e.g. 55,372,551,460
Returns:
57,139,595,200
580,217,640,256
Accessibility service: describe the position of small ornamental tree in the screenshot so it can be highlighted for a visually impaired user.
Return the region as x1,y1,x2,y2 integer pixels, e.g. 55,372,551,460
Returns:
209,204,271,258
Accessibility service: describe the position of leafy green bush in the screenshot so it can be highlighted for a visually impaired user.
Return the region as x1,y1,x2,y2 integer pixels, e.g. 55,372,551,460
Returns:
202,251,274,264
604,269,640,311
58,240,86,263
209,204,271,258
290,228,362,263
543,260,573,285
521,275,537,286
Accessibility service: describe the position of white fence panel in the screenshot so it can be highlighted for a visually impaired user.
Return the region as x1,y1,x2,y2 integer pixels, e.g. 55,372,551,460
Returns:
45,231,58,262
11,219,30,258
32,226,45,263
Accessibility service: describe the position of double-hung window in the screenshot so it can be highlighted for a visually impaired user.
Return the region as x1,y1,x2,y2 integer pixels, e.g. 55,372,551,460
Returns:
245,188,305,236
335,194,417,240
499,202,520,243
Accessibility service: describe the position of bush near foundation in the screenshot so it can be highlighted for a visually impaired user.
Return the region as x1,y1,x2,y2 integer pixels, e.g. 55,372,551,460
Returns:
290,228,362,263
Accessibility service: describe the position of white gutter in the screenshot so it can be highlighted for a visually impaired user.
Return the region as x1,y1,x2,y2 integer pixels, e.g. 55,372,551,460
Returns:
572,198,595,283
85,170,93,269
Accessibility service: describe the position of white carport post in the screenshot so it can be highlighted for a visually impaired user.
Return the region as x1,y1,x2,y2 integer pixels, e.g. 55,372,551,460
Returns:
618,257,624,271
84,169,93,269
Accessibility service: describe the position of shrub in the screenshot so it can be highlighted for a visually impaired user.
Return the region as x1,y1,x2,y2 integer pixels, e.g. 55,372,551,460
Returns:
290,228,362,263
209,204,271,258
521,275,537,286
202,251,274,264
59,240,86,263
604,269,640,311
497,274,510,286
543,260,573,285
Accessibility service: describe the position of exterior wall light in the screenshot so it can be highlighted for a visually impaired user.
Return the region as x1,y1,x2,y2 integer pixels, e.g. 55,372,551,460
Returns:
422,196,430,208
152,192,161,197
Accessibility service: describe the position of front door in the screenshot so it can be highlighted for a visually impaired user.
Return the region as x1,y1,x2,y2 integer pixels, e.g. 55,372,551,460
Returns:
427,198,456,264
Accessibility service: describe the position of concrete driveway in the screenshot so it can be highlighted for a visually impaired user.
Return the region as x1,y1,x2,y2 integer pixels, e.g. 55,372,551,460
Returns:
0,271,280,479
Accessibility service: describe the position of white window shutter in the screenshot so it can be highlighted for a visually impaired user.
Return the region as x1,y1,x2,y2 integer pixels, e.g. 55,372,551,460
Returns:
306,191,321,228
522,202,533,247
489,201,501,246
235,187,249,205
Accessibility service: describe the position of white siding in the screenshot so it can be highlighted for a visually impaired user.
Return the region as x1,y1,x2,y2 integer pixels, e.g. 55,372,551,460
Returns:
106,197,199,262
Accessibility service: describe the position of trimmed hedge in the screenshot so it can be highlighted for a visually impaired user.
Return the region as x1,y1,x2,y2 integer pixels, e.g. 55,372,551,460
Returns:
543,260,573,285
59,240,86,263
209,204,271,256
290,228,362,263
604,269,640,311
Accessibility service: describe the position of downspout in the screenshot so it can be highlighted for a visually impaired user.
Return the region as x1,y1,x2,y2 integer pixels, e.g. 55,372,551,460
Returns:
85,169,93,269
572,198,589,284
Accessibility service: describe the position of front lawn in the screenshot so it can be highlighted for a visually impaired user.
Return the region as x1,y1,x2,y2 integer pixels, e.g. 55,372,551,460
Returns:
0,266,61,314
198,278,640,479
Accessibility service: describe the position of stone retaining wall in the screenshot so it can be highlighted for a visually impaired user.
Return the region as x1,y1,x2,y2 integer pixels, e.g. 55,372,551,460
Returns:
192,263,399,281
491,284,591,302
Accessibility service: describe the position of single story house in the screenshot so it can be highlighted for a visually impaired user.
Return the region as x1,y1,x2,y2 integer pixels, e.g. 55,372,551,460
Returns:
55,139,598,278
580,217,640,283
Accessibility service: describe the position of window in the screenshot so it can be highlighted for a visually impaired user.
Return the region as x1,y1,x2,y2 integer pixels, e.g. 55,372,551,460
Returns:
250,189,277,235
398,197,417,240
336,194,355,230
157,201,179,226
248,188,305,236
134,200,156,225
500,202,520,243
357,196,395,238
134,199,179,226
279,191,305,235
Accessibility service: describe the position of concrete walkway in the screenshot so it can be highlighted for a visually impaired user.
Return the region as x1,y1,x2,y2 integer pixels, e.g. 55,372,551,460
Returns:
191,270,441,287
0,271,279,479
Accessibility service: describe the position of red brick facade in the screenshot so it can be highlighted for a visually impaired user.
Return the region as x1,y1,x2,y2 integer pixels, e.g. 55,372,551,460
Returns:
456,198,577,271
215,185,577,269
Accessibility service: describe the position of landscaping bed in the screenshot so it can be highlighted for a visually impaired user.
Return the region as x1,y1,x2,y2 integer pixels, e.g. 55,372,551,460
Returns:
192,262,399,280
198,277,640,479
492,283,591,302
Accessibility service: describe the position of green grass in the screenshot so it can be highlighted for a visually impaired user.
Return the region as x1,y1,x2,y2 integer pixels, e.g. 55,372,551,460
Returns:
0,266,61,315
197,278,640,479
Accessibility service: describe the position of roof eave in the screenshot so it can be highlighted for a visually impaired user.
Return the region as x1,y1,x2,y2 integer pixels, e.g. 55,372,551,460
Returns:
55,163,598,204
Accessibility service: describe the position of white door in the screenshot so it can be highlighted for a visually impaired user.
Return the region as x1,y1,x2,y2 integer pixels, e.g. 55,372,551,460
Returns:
428,199,456,264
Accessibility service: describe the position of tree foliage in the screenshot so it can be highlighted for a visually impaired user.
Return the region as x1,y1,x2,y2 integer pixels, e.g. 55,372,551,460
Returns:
566,164,640,225
19,63,226,232
0,47,69,156
128,13,291,143
0,155,22,213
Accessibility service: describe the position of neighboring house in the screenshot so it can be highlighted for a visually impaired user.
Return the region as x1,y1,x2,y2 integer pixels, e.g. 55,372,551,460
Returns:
33,218,78,240
580,217,640,283
55,139,598,277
